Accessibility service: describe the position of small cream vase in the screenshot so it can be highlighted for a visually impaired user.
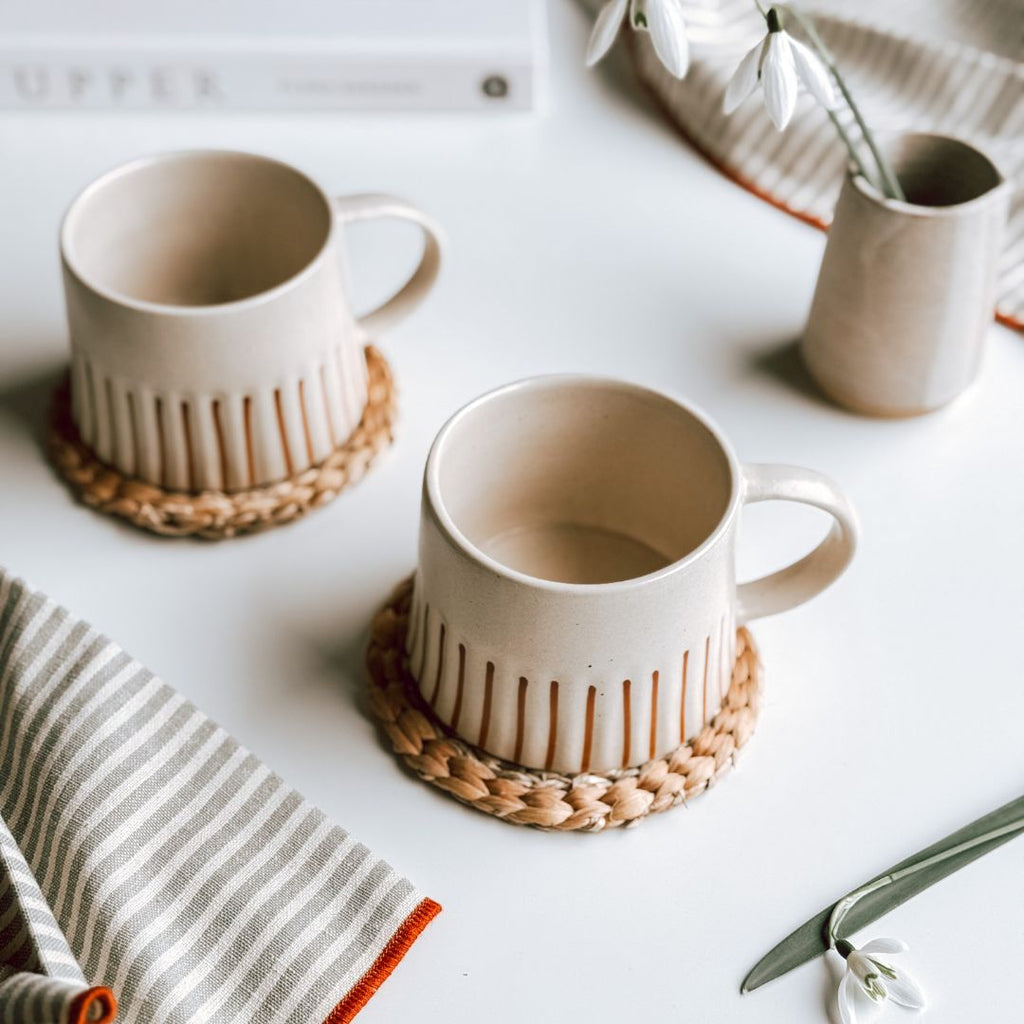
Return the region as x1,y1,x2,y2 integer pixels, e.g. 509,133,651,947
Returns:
803,134,1010,417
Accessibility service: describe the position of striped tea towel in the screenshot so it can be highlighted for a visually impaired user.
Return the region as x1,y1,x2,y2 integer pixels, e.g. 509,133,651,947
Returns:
598,0,1024,328
0,569,440,1024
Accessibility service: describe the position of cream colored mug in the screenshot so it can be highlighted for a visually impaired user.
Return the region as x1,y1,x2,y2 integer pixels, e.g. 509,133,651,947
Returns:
60,150,443,491
409,377,858,774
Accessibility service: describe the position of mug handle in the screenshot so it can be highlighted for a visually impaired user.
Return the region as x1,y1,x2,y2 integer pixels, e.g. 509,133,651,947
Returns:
332,193,444,339
736,463,859,624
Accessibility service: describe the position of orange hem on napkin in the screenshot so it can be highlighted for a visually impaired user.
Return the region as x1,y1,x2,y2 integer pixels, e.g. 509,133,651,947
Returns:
323,897,442,1024
70,986,117,1024
634,68,1024,334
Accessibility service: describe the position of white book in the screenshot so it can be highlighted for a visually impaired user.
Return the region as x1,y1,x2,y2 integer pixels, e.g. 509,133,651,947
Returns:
0,0,547,112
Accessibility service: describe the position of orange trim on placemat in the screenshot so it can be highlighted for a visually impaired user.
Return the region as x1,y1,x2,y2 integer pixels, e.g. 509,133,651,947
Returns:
323,898,442,1024
70,986,117,1024
633,62,1024,334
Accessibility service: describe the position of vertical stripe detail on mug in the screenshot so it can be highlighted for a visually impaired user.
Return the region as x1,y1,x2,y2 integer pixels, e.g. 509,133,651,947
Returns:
544,681,559,772
242,397,256,487
181,401,196,492
429,624,446,707
450,644,466,733
407,592,422,660
104,378,118,468
319,366,338,448
417,602,430,684
154,397,168,489
680,649,689,744
84,362,99,448
406,595,420,675
67,369,368,492
702,635,710,727
477,663,494,750
297,380,315,465
621,679,632,768
125,391,140,479
514,678,528,765
211,400,229,491
719,615,728,706
106,379,133,477
91,363,111,459
649,670,659,759
137,388,161,485
273,389,294,476
581,685,597,773
336,355,356,431
72,358,92,444
415,605,430,681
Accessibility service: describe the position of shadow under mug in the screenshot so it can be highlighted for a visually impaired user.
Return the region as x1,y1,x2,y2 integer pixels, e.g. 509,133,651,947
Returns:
60,149,443,491
409,377,859,775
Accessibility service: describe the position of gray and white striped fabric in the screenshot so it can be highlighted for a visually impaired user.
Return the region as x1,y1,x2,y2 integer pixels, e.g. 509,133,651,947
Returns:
1,809,110,1024
617,0,1024,327
0,569,439,1024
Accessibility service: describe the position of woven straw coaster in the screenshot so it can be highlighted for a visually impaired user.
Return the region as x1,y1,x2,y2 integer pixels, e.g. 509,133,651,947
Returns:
45,345,396,540
366,578,764,832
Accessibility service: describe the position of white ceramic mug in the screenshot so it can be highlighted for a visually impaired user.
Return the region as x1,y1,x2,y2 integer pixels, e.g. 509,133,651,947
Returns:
408,377,858,774
60,150,443,491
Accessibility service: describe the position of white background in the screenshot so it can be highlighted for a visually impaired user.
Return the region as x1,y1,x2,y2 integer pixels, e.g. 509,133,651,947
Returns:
2,4,1022,1022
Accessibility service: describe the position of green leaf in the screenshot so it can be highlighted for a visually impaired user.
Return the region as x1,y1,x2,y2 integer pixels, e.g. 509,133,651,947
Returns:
741,793,1024,993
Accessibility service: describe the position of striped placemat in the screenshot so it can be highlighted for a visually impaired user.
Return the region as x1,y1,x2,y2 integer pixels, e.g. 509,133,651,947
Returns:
0,569,440,1023
596,0,1024,329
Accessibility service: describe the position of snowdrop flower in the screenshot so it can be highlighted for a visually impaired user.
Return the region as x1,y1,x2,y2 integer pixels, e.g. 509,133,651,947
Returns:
835,938,926,1024
723,6,837,130
586,0,690,79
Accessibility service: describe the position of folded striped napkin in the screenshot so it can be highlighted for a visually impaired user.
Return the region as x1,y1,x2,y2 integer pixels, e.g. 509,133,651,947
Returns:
610,0,1023,328
0,569,439,1023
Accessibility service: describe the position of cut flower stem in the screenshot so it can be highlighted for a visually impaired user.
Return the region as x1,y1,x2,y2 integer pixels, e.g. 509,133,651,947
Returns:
827,817,1024,946
777,4,906,201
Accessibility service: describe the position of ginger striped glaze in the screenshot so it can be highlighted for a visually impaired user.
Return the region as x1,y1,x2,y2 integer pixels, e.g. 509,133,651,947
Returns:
407,586,735,774
368,578,764,832
46,346,396,540
68,341,368,493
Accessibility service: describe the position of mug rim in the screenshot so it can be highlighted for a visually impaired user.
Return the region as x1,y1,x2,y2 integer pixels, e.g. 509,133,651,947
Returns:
424,374,743,595
59,148,337,317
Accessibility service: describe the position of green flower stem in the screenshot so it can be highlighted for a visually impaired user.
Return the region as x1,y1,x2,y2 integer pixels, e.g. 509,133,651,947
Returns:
823,107,880,191
826,817,1024,948
778,4,906,201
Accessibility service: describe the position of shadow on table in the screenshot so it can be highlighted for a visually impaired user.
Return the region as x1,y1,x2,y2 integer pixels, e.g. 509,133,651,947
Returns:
0,356,65,456
744,336,837,412
316,619,373,711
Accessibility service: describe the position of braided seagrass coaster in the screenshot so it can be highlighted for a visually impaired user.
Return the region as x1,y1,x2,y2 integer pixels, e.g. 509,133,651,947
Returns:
366,578,764,832
45,345,396,540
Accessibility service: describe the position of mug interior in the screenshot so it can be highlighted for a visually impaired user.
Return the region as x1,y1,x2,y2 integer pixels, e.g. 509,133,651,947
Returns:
62,151,331,307
884,134,1004,207
431,379,735,585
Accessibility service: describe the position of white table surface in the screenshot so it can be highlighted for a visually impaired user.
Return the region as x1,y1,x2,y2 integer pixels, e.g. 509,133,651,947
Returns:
2,5,1022,1023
